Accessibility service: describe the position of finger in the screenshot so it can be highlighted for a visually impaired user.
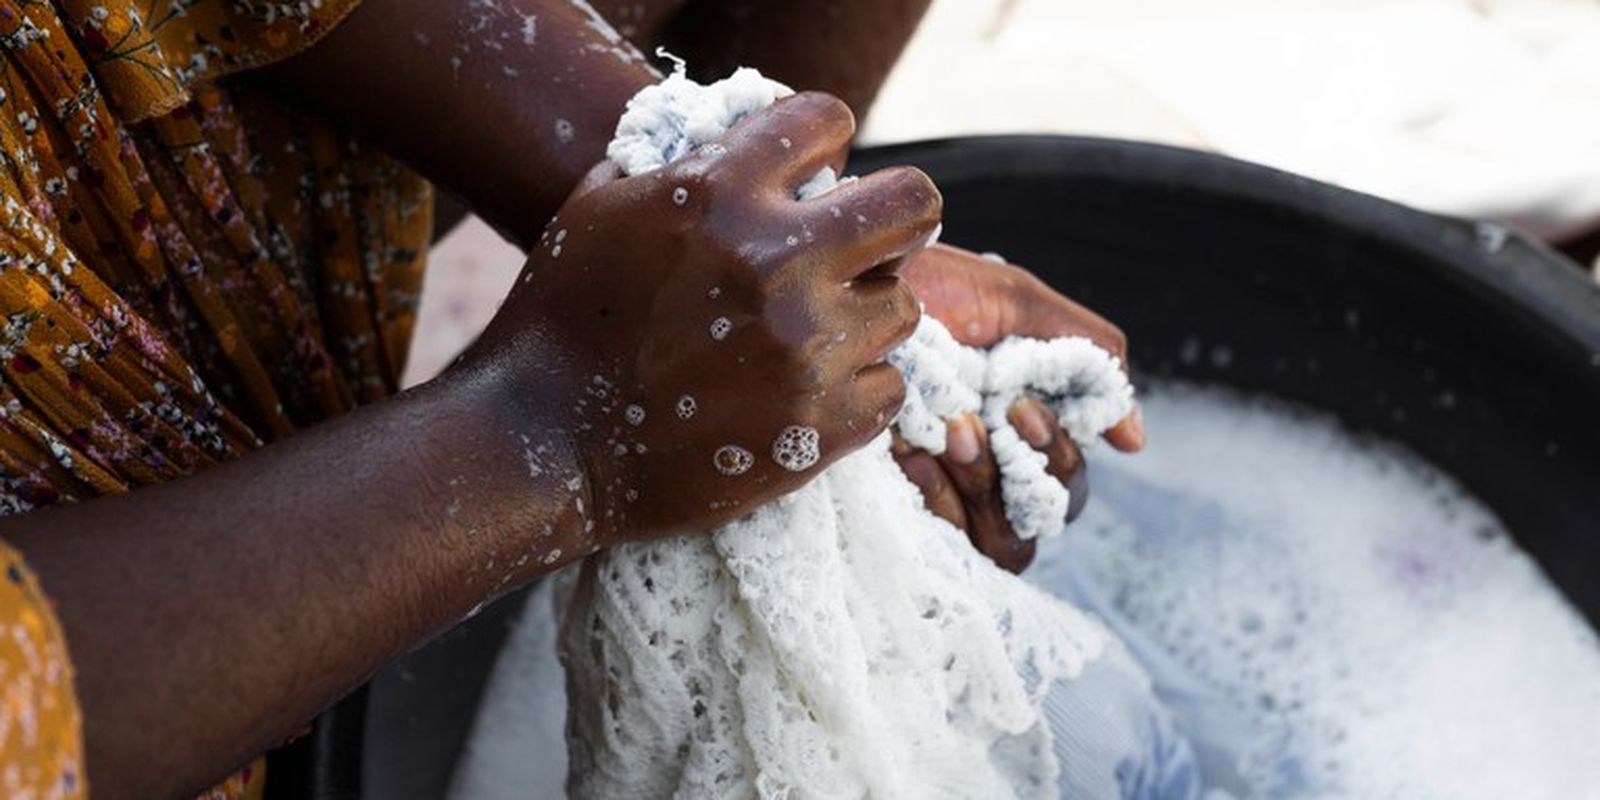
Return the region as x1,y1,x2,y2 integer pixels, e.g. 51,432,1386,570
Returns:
997,273,1140,452
702,92,855,193
1052,294,1126,363
939,415,1035,574
891,436,969,529
1008,399,1091,523
989,266,1128,356
833,278,920,367
1103,404,1146,453
802,166,943,282
572,158,625,199
835,361,907,449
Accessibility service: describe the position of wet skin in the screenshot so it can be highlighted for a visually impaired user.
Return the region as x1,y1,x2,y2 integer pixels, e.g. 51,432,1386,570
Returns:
4,1,1138,796
460,93,939,545
579,0,1149,569
900,246,1146,572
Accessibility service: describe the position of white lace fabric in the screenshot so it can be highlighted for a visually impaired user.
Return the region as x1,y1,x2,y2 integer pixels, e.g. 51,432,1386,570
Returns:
557,68,1136,799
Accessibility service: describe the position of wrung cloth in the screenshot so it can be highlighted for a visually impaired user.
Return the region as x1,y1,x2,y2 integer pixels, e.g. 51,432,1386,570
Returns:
504,69,1141,799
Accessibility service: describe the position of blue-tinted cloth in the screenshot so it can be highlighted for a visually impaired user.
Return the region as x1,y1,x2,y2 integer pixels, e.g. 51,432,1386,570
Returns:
1044,640,1212,799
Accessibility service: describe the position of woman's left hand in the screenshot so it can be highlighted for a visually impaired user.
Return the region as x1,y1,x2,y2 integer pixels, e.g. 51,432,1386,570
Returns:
893,244,1145,573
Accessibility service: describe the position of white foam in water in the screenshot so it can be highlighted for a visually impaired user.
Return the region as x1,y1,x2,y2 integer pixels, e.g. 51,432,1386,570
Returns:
1031,381,1600,799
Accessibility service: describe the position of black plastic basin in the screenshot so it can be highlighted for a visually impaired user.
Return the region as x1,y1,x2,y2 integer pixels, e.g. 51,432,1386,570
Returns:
267,136,1600,799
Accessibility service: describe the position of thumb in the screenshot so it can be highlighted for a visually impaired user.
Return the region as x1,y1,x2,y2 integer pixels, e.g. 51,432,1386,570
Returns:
572,159,626,200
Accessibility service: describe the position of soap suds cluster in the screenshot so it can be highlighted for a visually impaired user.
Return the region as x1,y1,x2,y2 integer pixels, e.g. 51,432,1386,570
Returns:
771,424,821,472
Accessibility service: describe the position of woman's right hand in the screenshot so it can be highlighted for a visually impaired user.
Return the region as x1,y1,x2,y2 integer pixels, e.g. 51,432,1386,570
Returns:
458,93,941,549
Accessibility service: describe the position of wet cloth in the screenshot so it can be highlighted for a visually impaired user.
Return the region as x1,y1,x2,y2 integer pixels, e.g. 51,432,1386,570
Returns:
457,67,1209,800
0,1,432,796
452,578,1218,800
1044,641,1209,799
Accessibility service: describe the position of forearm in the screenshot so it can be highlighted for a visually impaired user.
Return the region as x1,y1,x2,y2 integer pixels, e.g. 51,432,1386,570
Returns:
4,357,588,798
257,0,661,246
659,0,934,118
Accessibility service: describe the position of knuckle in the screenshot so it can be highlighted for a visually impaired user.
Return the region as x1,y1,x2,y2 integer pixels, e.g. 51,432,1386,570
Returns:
949,458,994,496
669,161,719,198
1002,539,1037,574
891,166,943,221
971,458,1001,493
675,166,713,193
791,91,856,138
1106,326,1129,360
886,286,922,344
880,373,908,416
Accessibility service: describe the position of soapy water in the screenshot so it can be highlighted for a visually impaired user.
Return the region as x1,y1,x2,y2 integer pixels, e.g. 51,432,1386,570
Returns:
1032,381,1600,798
451,380,1599,798
455,55,1592,799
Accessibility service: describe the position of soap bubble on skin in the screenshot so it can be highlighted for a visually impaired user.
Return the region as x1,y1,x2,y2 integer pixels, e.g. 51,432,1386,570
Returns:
672,187,689,205
518,11,538,46
710,317,732,341
624,404,646,426
555,118,575,144
676,395,697,419
714,445,754,476
772,425,821,472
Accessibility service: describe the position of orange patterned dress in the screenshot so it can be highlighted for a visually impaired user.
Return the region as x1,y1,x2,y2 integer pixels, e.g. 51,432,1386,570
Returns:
0,0,433,797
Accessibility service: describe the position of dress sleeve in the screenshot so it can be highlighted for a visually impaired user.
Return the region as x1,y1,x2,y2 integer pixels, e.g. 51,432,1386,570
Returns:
0,538,85,799
51,0,366,122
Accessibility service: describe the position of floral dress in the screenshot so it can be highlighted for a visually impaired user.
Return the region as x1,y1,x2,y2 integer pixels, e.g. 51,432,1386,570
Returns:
0,0,434,796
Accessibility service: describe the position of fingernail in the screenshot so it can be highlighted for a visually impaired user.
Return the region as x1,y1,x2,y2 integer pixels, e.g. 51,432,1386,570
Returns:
1015,401,1056,447
900,455,942,493
1126,405,1147,450
947,416,981,464
890,435,913,457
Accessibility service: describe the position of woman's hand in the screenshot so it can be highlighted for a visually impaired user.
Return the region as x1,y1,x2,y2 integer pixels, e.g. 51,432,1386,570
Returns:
461,93,940,548
893,244,1145,573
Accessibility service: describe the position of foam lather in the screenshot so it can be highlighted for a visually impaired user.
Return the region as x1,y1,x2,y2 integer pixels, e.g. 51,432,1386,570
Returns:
560,67,1135,798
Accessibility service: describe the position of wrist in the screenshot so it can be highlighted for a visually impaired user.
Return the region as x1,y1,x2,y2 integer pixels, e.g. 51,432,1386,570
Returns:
425,330,602,577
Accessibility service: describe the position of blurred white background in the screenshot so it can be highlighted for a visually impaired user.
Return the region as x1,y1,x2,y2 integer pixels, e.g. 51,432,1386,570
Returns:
405,0,1600,385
